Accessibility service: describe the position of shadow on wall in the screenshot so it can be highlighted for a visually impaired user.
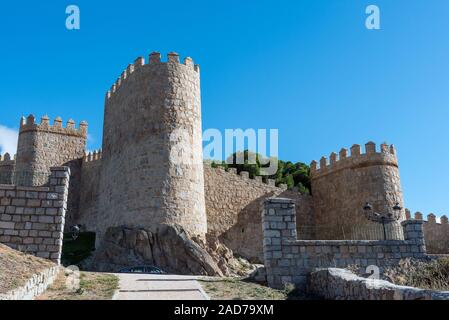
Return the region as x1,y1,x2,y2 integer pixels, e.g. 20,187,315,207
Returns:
220,193,276,263
63,158,83,229
220,190,314,264
61,231,96,266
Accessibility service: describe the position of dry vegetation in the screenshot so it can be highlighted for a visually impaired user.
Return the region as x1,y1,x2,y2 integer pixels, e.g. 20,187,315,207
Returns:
199,278,310,300
37,270,119,300
384,257,449,291
0,244,54,294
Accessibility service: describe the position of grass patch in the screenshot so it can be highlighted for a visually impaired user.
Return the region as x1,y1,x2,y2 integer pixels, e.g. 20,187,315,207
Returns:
36,270,119,300
79,273,119,298
199,278,309,300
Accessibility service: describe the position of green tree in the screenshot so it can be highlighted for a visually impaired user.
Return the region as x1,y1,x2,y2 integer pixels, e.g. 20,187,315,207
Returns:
221,150,311,194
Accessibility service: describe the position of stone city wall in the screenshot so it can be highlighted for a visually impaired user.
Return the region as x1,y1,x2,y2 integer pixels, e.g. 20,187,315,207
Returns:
0,153,15,184
0,266,60,300
405,210,449,254
77,150,102,230
263,198,426,290
310,142,405,240
14,115,87,228
309,268,449,300
204,165,313,262
0,167,70,263
76,162,314,262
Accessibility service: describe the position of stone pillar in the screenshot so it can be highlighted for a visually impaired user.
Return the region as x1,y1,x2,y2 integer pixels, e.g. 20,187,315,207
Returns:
262,198,296,289
48,166,70,264
401,220,426,256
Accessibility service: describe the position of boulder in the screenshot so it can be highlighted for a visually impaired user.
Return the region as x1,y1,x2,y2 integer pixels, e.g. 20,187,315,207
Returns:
86,224,251,276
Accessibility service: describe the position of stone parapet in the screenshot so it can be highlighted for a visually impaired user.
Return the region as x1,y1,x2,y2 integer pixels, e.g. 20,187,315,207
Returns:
204,164,278,188
83,149,102,163
262,197,427,290
310,141,398,179
106,52,200,101
19,115,87,139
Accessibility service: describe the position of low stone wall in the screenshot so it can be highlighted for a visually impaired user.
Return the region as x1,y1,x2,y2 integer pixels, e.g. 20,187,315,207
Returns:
309,268,449,300
0,167,70,263
263,198,426,290
0,266,60,300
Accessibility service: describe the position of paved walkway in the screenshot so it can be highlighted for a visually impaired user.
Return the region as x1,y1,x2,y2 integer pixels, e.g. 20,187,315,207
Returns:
112,273,210,300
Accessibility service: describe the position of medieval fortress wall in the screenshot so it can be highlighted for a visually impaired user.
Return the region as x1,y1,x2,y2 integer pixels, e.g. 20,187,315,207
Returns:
310,142,405,239
74,155,313,262
15,115,87,180
14,115,87,225
203,165,314,261
78,151,102,230
1,51,448,269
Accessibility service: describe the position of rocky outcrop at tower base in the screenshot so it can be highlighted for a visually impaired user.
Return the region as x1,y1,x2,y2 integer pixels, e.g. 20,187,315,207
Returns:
86,224,255,277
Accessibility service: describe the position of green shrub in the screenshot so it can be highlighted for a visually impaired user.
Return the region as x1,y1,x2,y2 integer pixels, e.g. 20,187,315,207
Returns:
209,150,311,194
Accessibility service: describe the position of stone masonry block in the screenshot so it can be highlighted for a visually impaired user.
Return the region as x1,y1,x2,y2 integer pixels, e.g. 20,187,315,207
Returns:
0,221,15,229
27,199,41,207
264,230,280,238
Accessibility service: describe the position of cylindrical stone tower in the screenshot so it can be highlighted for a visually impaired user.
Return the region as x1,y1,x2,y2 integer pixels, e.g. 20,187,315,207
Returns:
310,142,405,240
14,115,88,225
15,115,87,186
97,52,207,239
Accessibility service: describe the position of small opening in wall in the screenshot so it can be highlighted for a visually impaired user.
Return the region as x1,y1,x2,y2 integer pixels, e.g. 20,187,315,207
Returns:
242,228,245,233
61,231,96,266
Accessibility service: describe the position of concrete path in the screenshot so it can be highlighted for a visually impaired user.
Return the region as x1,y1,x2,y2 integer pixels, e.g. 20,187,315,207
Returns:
112,273,209,300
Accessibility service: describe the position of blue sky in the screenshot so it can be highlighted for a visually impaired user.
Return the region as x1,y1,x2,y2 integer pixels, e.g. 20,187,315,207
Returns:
0,1,448,218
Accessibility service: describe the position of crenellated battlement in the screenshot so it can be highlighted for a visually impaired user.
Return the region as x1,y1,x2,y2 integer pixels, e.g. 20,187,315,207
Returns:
0,153,15,164
406,210,449,254
204,163,289,190
0,153,16,185
106,52,200,101
19,115,88,138
310,141,398,179
408,211,449,225
83,149,102,163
